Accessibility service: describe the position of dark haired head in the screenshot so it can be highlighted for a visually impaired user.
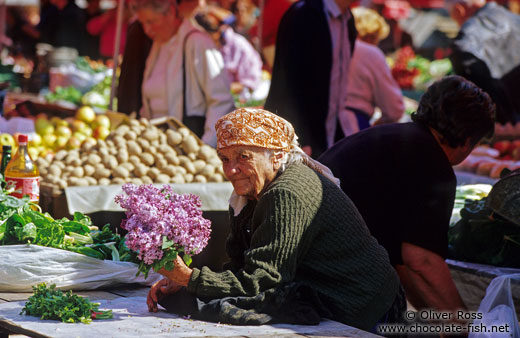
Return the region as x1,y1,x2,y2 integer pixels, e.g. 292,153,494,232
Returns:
411,75,495,148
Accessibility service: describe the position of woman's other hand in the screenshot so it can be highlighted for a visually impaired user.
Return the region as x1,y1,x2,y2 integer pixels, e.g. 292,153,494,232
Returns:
147,278,182,312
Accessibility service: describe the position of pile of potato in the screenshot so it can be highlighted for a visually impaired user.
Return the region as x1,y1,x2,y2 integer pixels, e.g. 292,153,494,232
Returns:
38,118,226,190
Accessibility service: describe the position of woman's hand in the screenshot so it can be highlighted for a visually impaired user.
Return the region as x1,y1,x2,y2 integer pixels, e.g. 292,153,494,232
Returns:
147,278,182,312
157,255,193,287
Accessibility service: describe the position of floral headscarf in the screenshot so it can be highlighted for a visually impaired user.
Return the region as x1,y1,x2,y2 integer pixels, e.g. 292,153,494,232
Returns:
215,108,341,188
216,108,294,151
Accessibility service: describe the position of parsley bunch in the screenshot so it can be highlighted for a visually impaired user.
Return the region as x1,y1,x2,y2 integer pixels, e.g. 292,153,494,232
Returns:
21,283,112,324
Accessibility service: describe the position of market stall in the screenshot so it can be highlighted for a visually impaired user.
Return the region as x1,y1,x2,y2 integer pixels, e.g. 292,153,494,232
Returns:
2,1,520,334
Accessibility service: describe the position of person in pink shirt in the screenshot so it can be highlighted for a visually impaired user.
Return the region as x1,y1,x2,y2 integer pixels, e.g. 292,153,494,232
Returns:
340,7,404,136
196,7,263,95
86,3,131,59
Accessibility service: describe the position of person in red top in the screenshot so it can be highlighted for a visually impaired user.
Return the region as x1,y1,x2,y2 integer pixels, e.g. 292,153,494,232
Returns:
248,0,295,69
86,3,132,59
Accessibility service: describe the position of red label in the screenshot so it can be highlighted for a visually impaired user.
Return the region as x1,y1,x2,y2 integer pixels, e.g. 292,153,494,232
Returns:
5,176,40,202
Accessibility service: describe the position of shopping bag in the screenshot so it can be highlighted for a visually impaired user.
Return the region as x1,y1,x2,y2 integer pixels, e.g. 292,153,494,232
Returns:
469,273,520,338
0,244,162,292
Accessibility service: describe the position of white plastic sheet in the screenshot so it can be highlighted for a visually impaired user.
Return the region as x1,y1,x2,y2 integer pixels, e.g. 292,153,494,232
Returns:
0,244,162,292
469,274,520,338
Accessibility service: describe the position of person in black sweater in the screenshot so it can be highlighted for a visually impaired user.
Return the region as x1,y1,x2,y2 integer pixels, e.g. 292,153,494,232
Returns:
319,76,495,319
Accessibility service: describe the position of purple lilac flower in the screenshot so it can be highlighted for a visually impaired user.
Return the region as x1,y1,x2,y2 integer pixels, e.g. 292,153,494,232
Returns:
115,184,212,266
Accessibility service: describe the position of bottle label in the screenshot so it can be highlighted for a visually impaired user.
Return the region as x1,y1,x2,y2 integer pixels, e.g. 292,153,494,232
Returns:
5,176,40,202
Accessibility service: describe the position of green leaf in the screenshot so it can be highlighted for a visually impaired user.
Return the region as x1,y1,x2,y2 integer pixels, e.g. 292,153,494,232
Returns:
182,254,192,267
164,261,175,271
22,210,51,228
61,221,90,235
103,242,120,261
6,214,26,240
67,246,105,260
0,221,5,242
20,222,37,241
164,249,178,261
161,236,174,249
68,232,94,245
73,212,92,228
4,196,25,208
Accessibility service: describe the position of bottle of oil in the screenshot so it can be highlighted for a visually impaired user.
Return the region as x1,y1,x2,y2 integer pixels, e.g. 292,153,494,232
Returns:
4,134,40,202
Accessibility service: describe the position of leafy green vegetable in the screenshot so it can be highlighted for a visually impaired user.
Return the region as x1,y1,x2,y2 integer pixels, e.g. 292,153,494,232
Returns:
81,74,114,110
0,190,37,221
118,236,138,262
45,86,83,105
21,283,112,324
1,183,138,263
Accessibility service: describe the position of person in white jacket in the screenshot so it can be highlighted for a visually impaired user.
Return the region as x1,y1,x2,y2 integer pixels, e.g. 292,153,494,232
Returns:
340,7,404,137
133,0,235,147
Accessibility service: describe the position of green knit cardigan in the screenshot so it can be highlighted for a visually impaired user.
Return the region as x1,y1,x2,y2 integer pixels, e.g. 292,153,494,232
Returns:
187,162,400,330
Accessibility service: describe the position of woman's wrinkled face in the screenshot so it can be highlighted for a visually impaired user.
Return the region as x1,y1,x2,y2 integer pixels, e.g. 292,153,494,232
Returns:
136,7,176,42
218,145,279,200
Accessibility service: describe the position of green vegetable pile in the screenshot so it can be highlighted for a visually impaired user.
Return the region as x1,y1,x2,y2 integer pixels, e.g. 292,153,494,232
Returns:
0,177,137,262
411,58,453,91
45,86,83,105
81,74,115,110
75,57,107,75
448,196,520,268
21,283,112,323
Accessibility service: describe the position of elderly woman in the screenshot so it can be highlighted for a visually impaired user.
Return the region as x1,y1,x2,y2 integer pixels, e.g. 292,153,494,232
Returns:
147,108,404,332
132,0,235,146
340,7,404,137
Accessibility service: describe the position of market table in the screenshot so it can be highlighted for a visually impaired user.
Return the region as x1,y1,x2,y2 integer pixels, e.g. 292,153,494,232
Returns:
0,286,379,338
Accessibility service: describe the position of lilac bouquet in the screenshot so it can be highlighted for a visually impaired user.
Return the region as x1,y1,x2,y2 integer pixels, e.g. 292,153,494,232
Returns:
115,184,212,278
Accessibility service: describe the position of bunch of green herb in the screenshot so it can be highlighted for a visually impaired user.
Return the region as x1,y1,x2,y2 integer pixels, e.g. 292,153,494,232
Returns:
21,283,112,324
